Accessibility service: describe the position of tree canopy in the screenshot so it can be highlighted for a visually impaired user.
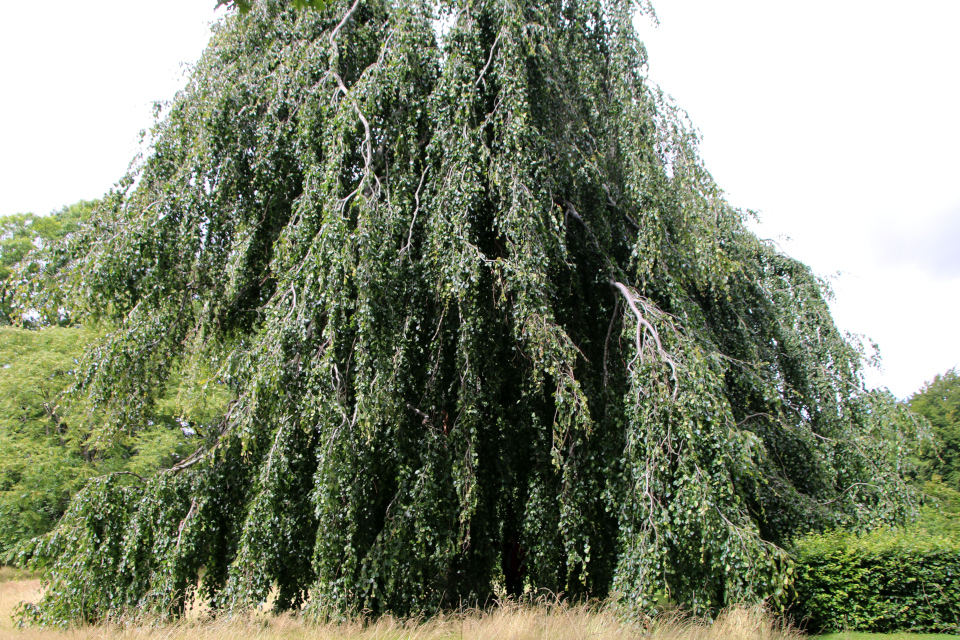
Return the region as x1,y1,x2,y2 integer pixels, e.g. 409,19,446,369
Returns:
217,0,329,14
15,0,920,624
0,201,97,325
0,324,219,556
910,368,960,489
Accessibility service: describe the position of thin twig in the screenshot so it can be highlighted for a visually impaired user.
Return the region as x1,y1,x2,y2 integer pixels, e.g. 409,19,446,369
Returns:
821,482,879,506
406,403,432,426
90,470,146,483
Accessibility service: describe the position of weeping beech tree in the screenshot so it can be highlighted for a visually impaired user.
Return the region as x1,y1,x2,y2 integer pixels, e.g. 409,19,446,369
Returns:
17,0,918,624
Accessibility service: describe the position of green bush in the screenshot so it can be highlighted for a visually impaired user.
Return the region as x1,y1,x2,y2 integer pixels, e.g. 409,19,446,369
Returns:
792,529,960,634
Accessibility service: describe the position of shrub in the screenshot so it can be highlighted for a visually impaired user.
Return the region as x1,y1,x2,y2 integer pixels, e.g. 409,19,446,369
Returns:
791,528,960,633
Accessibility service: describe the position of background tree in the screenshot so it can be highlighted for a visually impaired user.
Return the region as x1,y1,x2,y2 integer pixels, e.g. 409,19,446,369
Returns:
15,0,921,624
910,368,960,489
0,323,227,558
0,200,228,557
0,200,97,325
916,474,960,537
905,368,960,536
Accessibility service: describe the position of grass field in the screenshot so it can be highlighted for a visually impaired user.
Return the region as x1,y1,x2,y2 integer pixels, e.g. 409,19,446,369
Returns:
0,574,952,640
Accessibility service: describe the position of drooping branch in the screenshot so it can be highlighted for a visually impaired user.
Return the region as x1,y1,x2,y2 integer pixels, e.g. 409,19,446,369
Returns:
610,280,677,388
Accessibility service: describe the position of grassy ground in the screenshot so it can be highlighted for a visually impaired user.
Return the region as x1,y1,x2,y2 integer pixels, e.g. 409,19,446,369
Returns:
1,574,43,637
0,576,952,640
0,567,42,583
0,577,802,640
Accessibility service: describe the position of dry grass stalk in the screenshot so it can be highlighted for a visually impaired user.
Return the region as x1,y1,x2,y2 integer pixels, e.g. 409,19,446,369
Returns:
0,580,803,640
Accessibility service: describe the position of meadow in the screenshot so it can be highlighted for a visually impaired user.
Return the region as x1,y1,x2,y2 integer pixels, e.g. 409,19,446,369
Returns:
0,569,953,640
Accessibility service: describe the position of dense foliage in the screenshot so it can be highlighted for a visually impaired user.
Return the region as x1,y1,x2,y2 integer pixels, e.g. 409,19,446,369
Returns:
14,0,922,624
792,529,960,633
218,0,330,12
918,476,960,538
0,201,97,325
0,325,222,556
910,369,960,490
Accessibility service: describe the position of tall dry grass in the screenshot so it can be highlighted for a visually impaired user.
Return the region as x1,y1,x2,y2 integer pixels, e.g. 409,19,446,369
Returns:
0,568,42,584
0,579,804,640
1,575,43,636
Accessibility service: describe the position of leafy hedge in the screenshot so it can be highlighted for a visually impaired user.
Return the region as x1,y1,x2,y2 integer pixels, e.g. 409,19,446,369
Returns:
792,529,960,634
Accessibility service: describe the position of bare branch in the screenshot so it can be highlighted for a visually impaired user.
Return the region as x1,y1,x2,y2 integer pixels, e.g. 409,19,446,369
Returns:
176,498,198,548
328,0,361,49
401,166,429,255
475,28,504,88
611,280,678,391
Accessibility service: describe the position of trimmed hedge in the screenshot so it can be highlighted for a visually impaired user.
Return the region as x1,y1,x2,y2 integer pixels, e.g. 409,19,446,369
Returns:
792,529,960,634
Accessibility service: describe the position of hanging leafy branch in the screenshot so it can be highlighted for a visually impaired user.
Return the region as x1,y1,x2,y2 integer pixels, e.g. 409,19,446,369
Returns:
0,323,229,559
14,0,920,624
216,0,330,14
0,201,98,326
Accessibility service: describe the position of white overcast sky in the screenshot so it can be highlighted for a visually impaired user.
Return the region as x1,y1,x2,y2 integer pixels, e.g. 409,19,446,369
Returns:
1,1,957,398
